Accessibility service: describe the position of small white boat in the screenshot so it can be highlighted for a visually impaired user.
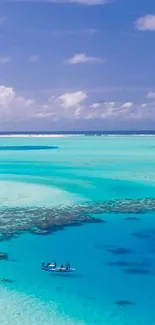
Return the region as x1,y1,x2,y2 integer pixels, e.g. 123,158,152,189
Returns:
47,263,56,268
51,267,75,273
41,263,75,273
41,262,56,270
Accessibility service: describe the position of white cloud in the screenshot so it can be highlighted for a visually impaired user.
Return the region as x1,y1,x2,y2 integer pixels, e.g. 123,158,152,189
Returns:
28,54,40,63
135,15,155,31
0,86,35,109
121,102,133,109
0,56,11,65
0,85,35,122
0,16,7,26
0,87,87,124
58,91,87,108
147,91,155,99
141,103,147,108
1,85,155,127
0,86,14,107
65,53,105,65
74,106,83,117
90,102,101,109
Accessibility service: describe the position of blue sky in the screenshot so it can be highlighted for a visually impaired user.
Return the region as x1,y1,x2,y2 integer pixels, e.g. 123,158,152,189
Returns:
0,0,155,130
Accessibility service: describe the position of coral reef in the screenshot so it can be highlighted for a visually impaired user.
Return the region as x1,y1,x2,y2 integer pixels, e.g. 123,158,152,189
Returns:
0,205,104,241
1,196,155,241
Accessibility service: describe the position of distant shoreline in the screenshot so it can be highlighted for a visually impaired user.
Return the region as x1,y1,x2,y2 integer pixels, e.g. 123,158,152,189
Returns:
0,134,66,138
0,130,155,138
0,133,155,138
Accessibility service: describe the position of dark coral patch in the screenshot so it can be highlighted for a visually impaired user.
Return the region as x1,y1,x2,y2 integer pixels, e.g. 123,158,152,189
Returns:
132,232,150,240
0,252,8,260
106,247,136,255
115,300,134,306
0,278,14,283
108,260,152,268
124,268,151,275
108,261,129,267
124,217,141,221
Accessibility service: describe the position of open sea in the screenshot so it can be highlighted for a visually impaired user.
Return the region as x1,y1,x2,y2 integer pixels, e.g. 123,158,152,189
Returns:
0,132,155,325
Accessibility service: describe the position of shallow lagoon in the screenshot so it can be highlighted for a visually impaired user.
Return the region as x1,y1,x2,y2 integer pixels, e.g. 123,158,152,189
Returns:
0,135,155,325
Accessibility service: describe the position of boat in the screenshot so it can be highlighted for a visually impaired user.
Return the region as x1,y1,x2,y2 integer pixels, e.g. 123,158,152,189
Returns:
41,262,56,270
50,267,75,273
41,263,75,273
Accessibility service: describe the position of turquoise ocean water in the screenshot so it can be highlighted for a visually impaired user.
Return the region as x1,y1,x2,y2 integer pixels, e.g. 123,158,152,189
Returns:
0,135,155,324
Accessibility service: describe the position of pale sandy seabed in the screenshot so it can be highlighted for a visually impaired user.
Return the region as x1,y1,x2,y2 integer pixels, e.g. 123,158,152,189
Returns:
0,180,84,207
0,288,86,325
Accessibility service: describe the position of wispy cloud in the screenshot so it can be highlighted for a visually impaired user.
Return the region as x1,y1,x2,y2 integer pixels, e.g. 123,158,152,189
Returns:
65,53,105,65
0,56,11,65
70,0,110,4
90,102,101,109
135,15,155,31
28,54,40,63
147,91,155,99
5,0,111,5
